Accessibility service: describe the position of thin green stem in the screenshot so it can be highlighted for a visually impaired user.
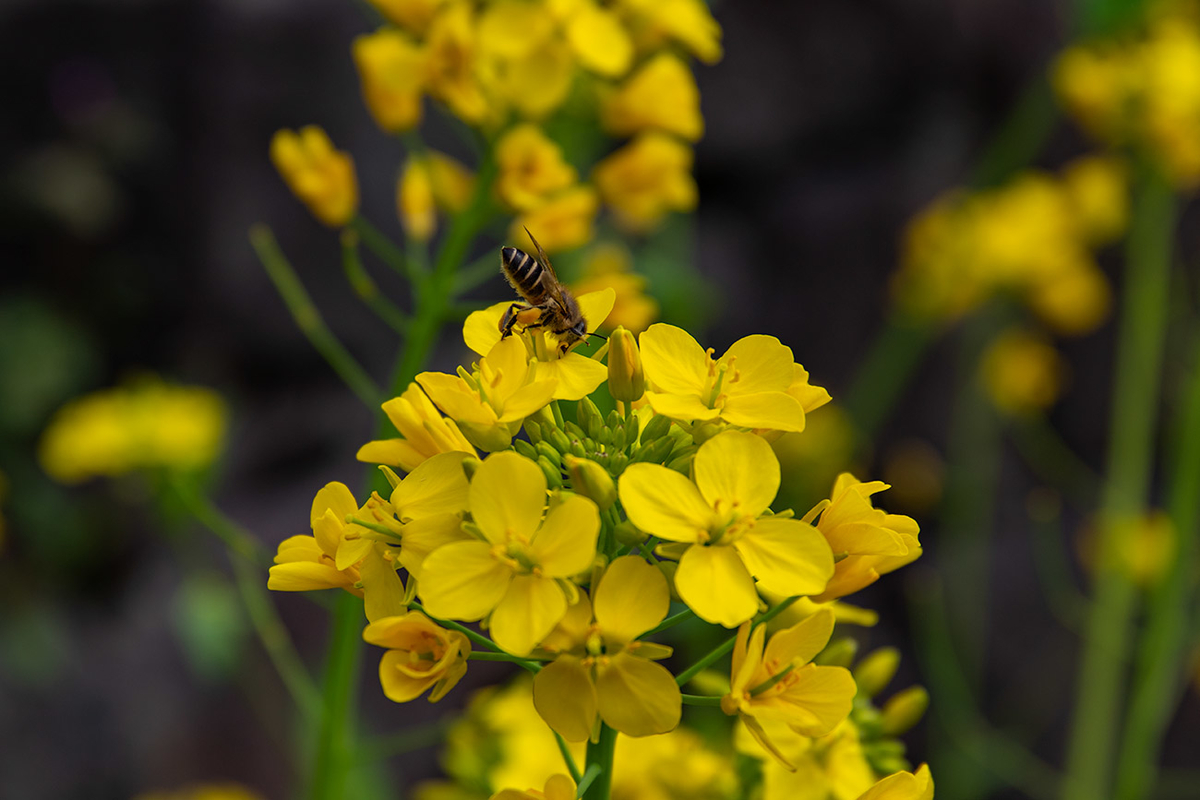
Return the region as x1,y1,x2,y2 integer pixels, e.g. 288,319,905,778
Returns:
1064,165,1176,800
356,719,452,764
680,693,724,707
575,764,602,798
556,732,583,784
453,250,501,296
674,597,800,687
1114,324,1200,799
843,313,936,445
467,651,544,672
309,592,365,800
350,215,421,281
341,231,409,335
644,608,695,637
251,224,382,409
1009,415,1101,509
408,601,499,653
582,723,617,800
969,77,1058,188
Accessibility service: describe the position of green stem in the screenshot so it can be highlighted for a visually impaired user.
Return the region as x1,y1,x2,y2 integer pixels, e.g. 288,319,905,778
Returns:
356,719,452,764
349,215,420,281
1114,324,1200,799
644,608,695,637
1009,415,1102,508
251,224,382,409
1063,165,1175,800
575,764,602,798
309,591,365,800
674,597,799,687
582,723,617,800
843,313,936,444
969,77,1058,188
556,732,583,784
453,250,501,296
467,651,544,672
408,601,499,653
341,231,409,335
680,693,724,707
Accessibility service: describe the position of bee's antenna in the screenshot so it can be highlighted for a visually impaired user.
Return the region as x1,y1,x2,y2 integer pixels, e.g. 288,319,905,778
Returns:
585,332,608,342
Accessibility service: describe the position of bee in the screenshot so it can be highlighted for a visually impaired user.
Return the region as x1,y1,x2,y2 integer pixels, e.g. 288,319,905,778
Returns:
499,229,589,353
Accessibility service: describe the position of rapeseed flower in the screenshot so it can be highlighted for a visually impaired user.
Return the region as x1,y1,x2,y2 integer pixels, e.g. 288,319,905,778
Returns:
857,765,934,800
353,28,426,133
489,774,575,800
508,185,599,253
533,556,681,740
424,2,492,125
357,382,476,472
418,451,599,655
269,126,358,227
571,243,659,333
980,328,1065,416
594,133,698,232
737,719,876,800
620,431,834,626
397,151,475,241
721,609,857,766
363,611,471,702
602,53,704,142
495,125,578,211
621,0,723,64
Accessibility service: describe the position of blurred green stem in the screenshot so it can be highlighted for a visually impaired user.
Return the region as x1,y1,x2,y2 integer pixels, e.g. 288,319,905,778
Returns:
349,215,422,282
969,78,1058,188
341,231,409,335
1114,324,1200,798
843,314,935,444
1009,415,1101,508
310,592,364,800
582,723,617,800
556,732,583,784
1063,165,1175,800
251,224,382,409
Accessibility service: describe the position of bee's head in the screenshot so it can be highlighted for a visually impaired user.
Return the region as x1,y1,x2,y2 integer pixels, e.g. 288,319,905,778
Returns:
570,319,588,340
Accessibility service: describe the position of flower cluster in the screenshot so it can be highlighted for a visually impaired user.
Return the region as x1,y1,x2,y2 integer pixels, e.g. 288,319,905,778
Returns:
892,155,1127,334
267,285,931,793
1054,1,1200,188
39,376,227,484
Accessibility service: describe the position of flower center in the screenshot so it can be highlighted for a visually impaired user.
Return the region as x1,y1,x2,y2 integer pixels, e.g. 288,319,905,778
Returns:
701,351,739,408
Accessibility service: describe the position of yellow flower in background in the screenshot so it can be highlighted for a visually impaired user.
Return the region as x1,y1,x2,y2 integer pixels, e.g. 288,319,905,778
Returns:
267,482,407,621
571,243,659,333
533,556,681,740
425,1,492,125
1052,44,1137,141
353,28,427,133
1108,511,1177,588
369,0,447,34
477,1,575,118
418,451,599,655
620,0,724,64
363,611,471,702
461,289,615,401
39,378,227,484
495,124,578,211
489,774,575,800
981,328,1065,416
602,53,704,141
806,474,922,602
638,323,813,432
270,126,358,227
620,431,834,626
397,151,476,242
417,336,559,451
594,133,698,232
1060,154,1128,246
134,784,266,800
737,718,876,800
856,765,934,800
1026,259,1112,335
611,726,739,800
509,186,600,253
563,1,634,78
358,382,476,471
721,609,857,766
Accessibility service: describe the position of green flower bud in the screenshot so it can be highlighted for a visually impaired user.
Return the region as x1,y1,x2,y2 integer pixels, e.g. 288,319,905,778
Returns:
535,441,562,465
536,456,563,489
640,413,671,443
563,455,617,511
881,686,929,736
578,397,605,441
609,453,629,474
666,453,694,475
548,428,573,455
608,327,645,402
513,439,538,460
614,520,648,546
606,409,622,430
863,741,909,777
814,636,858,668
524,419,543,444
564,421,587,440
569,439,588,459
598,426,613,446
611,424,628,451
854,647,901,698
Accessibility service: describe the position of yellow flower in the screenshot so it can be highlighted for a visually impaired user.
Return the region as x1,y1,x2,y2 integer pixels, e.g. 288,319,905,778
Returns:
417,337,559,451
1026,259,1111,335
425,1,492,125
1110,511,1177,588
1060,154,1127,246
489,774,575,800
737,719,876,800
620,0,723,64
358,382,476,472
353,28,426,133
533,556,681,740
721,609,857,767
594,133,697,232
397,151,475,242
267,482,407,622
509,186,600,253
39,378,227,484
363,611,471,702
571,243,659,333
602,53,703,141
1052,44,1135,142
637,323,811,433
856,765,934,800
980,328,1065,416
495,124,578,211
368,0,446,34
804,474,921,602
611,727,739,800
477,1,575,118
269,126,358,227
461,290,615,401
619,431,834,626
418,451,599,655
564,2,634,78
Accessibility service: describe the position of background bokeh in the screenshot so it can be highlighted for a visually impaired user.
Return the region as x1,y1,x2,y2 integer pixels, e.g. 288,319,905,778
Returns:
2,0,1198,798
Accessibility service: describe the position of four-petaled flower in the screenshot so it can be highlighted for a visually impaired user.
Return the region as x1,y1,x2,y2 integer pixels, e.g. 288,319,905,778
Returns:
363,611,471,703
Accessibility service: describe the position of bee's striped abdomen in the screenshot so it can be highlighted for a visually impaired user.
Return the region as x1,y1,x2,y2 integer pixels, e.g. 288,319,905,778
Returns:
500,246,545,301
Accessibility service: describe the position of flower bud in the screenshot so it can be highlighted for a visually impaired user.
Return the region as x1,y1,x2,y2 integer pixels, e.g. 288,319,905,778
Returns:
814,636,858,668
854,647,901,698
524,419,543,444
565,421,587,440
614,520,648,546
640,413,670,443
535,441,562,465
270,126,359,227
608,326,645,402
547,428,573,455
563,455,617,511
881,685,930,736
513,439,538,461
537,456,564,489
577,396,605,441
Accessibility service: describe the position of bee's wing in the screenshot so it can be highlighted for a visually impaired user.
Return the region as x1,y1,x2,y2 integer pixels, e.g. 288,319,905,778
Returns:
523,227,571,314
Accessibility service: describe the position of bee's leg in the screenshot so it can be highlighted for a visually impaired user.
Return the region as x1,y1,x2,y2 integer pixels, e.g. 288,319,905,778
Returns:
499,303,525,338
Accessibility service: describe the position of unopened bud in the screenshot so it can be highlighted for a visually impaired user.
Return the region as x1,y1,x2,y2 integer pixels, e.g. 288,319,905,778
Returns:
548,428,573,455
537,456,563,489
854,647,901,698
535,441,562,465
577,397,605,440
565,421,587,440
608,327,645,403
881,686,929,736
614,520,648,546
513,439,538,460
524,419,543,444
640,413,671,443
814,636,858,668
563,455,617,511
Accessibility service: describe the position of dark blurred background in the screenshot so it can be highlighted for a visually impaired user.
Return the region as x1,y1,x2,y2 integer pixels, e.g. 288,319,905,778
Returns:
3,1,1197,798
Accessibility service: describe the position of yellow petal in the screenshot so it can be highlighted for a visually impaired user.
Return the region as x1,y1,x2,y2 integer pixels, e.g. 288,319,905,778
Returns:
734,518,834,598
397,512,472,579
694,431,778,516
313,509,347,559
273,534,324,564
361,547,408,623
533,655,598,741
720,392,806,432
541,593,594,653
567,4,633,77
536,355,608,402
267,561,352,592
576,288,617,334
593,555,669,644
312,482,358,526
595,652,681,736
675,544,759,626
763,609,834,667
720,335,795,394
645,391,722,422
529,495,600,577
419,540,510,620
770,664,856,737
378,648,440,702
336,534,375,571
470,451,547,544
391,451,471,521
499,380,561,422
356,438,427,472
618,463,711,543
490,574,568,656
639,324,708,396
464,301,508,356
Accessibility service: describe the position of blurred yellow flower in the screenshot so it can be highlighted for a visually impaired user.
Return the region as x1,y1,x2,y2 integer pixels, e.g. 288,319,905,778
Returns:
477,1,575,118
571,243,659,333
533,556,681,740
602,53,704,142
619,431,833,626
1060,154,1128,246
564,2,634,77
425,2,492,125
418,451,599,655
509,186,599,253
594,133,698,232
368,0,447,34
397,151,476,242
39,378,226,484
358,382,476,472
1109,511,1177,588
981,328,1065,416
353,28,426,133
363,611,471,702
270,126,359,227
737,718,876,800
621,0,723,64
489,774,575,800
495,124,578,211
857,765,934,800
